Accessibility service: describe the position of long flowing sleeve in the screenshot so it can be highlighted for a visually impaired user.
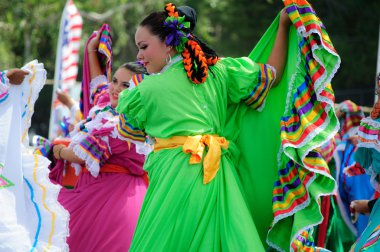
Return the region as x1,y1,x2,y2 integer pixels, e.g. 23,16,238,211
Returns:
232,1,341,251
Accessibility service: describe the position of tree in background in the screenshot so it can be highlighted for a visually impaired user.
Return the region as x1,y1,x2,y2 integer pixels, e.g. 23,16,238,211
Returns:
0,0,378,137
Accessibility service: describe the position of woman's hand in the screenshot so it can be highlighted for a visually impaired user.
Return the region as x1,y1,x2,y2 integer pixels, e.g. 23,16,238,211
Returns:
56,89,75,109
88,31,101,53
350,200,371,223
6,69,29,85
348,135,359,146
53,144,66,160
350,200,371,215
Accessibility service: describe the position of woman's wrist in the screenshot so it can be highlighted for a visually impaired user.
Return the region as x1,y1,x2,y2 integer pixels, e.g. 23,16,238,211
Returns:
57,146,65,160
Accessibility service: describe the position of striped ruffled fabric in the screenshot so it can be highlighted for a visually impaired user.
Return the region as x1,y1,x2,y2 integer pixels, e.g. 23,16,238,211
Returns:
267,1,341,251
72,133,111,177
80,24,112,118
244,63,276,111
0,60,69,251
117,113,146,142
33,135,53,158
358,225,380,251
357,117,380,152
92,82,109,105
117,74,146,142
130,74,145,89
98,24,113,83
69,105,117,176
337,100,365,136
291,229,329,252
344,162,366,176
353,117,380,191
319,137,336,163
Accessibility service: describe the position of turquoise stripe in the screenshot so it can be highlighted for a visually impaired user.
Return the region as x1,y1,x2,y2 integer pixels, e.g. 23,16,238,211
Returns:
24,177,42,252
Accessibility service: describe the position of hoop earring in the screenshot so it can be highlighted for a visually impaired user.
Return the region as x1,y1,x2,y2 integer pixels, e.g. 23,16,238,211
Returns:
166,53,172,64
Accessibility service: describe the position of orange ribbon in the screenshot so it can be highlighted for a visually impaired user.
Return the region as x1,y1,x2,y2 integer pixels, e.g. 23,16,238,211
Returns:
82,163,149,186
154,135,229,184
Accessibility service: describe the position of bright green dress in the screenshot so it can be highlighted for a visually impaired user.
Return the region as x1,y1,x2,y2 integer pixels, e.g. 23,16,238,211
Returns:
117,56,275,251
118,1,341,250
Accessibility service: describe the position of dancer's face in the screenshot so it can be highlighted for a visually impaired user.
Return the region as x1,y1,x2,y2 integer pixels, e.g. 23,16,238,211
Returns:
109,68,133,107
135,26,172,74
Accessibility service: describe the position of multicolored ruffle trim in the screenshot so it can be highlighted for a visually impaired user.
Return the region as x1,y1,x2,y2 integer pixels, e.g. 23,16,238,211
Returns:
267,1,341,251
337,100,365,137
80,23,112,118
117,113,146,142
243,63,276,111
357,117,380,152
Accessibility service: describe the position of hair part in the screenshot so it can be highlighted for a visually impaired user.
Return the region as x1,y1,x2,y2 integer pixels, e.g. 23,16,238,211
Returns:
139,11,168,42
119,62,148,75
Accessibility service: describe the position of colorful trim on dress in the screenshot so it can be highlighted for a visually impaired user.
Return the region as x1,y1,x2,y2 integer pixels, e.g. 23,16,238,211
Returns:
267,1,341,251
80,23,112,118
33,135,52,158
0,175,14,188
0,71,9,103
98,24,113,82
244,63,275,111
291,229,330,252
319,137,336,163
344,162,366,177
359,225,380,251
337,100,364,136
131,74,145,87
117,113,146,142
92,82,109,105
73,134,111,177
357,117,380,152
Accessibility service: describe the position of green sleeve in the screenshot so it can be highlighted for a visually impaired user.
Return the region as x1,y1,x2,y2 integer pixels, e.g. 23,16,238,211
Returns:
222,57,276,111
116,87,147,142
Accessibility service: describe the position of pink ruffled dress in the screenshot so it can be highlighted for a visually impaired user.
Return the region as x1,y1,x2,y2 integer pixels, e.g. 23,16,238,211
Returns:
56,75,150,251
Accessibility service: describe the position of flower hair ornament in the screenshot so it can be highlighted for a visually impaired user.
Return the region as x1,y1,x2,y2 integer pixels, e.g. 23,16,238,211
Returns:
164,3,219,84
164,13,191,53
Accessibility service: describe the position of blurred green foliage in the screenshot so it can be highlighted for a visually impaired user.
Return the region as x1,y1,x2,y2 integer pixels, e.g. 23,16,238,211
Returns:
0,0,379,103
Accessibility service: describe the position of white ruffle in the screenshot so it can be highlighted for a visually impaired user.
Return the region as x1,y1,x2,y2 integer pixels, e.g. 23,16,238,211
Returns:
112,127,153,156
72,143,102,177
89,75,108,105
20,60,47,146
360,116,380,128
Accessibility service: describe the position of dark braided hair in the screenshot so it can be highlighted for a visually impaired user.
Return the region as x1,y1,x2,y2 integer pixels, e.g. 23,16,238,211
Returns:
139,3,218,84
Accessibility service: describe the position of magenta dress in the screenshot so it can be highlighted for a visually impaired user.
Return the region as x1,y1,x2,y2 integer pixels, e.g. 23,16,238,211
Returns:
57,75,149,251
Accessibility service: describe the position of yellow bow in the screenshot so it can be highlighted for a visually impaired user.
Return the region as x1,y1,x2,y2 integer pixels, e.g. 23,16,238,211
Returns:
182,135,229,184
154,135,229,184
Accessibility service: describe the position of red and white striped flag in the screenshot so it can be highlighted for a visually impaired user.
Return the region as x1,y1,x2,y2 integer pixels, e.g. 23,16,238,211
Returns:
49,0,82,139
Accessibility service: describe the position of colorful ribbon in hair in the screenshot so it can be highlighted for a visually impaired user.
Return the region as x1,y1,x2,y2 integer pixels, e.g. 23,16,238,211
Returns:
164,3,191,53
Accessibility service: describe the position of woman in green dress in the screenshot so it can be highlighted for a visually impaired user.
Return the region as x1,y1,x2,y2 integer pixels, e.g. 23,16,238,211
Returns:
116,2,291,251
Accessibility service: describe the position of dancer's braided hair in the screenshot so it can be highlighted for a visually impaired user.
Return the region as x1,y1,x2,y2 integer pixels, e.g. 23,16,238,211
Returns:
164,3,218,84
